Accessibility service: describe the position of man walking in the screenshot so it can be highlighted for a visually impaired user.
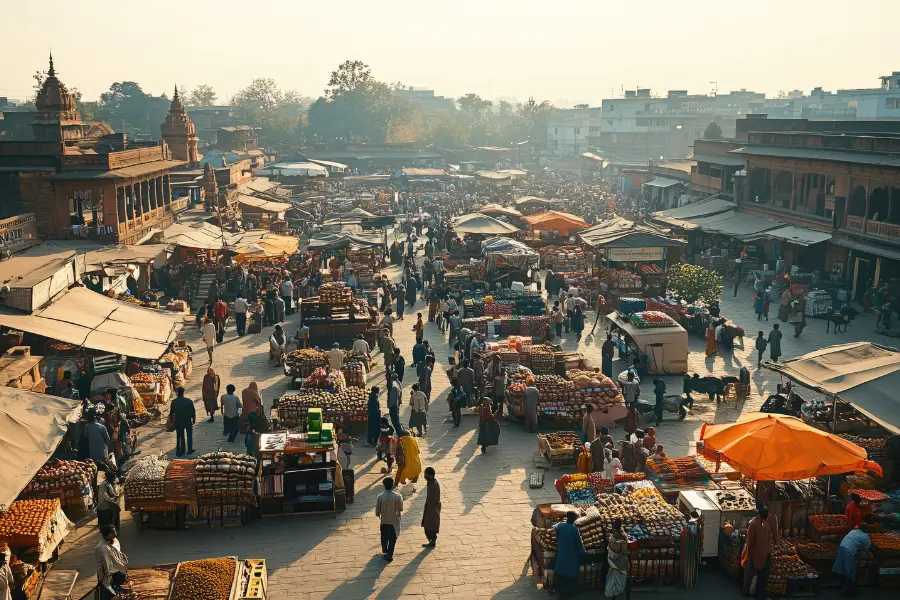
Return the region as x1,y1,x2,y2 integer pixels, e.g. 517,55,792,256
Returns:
171,387,196,457
742,505,780,599
234,293,249,337
388,374,403,434
421,467,441,547
375,477,403,562
755,331,768,368
220,384,241,443
280,276,294,315
768,324,783,362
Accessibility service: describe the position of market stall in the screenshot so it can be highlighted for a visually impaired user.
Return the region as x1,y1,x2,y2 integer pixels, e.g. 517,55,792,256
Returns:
481,237,539,288
505,368,625,430
117,556,267,600
275,388,368,430
0,499,74,597
298,283,379,346
522,211,589,238
257,424,345,516
606,310,689,375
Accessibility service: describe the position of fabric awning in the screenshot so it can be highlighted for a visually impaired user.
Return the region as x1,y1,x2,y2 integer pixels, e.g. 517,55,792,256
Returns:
307,231,385,251
0,287,183,359
477,203,523,218
231,234,299,261
522,210,589,233
83,244,169,271
684,210,782,239
578,217,685,248
515,196,554,207
764,342,900,434
0,388,81,510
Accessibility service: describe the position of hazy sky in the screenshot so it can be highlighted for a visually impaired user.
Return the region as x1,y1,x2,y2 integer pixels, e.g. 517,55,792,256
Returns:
2,0,897,106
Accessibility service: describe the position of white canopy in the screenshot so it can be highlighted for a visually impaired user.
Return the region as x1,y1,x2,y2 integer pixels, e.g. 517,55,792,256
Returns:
0,287,183,359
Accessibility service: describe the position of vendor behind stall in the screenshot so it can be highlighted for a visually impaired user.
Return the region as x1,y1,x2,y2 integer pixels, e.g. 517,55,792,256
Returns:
95,525,128,600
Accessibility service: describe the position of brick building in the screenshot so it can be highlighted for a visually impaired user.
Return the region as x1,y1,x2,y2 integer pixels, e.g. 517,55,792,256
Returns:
0,56,185,244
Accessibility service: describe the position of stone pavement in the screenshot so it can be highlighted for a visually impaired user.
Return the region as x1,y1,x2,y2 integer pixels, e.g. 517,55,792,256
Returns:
52,274,895,600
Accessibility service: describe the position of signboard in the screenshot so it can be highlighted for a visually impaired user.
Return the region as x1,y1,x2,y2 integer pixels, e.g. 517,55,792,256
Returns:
0,213,39,255
606,247,665,262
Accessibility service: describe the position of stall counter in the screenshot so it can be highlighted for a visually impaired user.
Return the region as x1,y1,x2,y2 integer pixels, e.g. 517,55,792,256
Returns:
607,312,688,374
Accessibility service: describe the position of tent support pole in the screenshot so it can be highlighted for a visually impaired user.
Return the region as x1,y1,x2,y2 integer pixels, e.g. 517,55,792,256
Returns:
832,395,838,432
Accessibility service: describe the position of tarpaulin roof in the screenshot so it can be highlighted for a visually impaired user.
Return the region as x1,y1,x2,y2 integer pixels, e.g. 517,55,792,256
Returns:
237,194,292,213
764,342,900,434
307,231,385,251
83,244,169,271
451,213,520,235
161,222,243,250
521,210,589,233
650,197,735,229
309,159,349,172
579,217,685,248
482,237,539,270
0,388,81,510
0,287,183,359
231,234,299,261
474,170,512,180
477,203,523,218
347,207,376,218
700,413,882,480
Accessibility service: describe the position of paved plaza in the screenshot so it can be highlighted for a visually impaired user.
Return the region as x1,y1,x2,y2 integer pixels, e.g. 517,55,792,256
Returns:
54,277,896,600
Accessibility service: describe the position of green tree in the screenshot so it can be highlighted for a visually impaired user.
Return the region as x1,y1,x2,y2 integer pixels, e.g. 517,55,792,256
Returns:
231,79,314,144
665,263,723,304
186,84,218,107
97,81,169,138
703,121,723,139
519,97,554,149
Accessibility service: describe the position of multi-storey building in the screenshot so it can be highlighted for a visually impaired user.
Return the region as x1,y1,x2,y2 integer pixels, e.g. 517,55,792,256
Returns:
546,106,602,157
0,56,186,244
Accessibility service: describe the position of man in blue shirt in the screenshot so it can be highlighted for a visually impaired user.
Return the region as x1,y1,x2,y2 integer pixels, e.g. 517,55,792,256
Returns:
833,524,871,594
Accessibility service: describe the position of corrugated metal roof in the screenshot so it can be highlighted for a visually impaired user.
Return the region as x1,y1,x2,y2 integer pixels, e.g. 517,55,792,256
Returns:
578,217,685,248
650,197,736,229
730,145,900,168
751,225,832,246
689,153,746,167
686,210,782,239
237,194,292,213
830,237,900,262
644,178,683,189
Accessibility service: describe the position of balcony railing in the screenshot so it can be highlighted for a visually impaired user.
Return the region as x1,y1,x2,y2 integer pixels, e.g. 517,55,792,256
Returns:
844,215,864,232
867,220,900,240
59,225,118,242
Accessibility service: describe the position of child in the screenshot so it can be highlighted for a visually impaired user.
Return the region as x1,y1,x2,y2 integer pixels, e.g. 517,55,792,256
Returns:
377,417,395,474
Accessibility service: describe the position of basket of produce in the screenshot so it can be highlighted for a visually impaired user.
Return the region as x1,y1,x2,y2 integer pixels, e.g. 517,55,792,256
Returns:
19,459,94,503
848,488,889,502
870,532,900,557
0,499,73,553
538,432,583,457
171,557,237,600
808,514,850,538
303,367,347,393
563,480,595,504
124,454,169,510
195,452,258,507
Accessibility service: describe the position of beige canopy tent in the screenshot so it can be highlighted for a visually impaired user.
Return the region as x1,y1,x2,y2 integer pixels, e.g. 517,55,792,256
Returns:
451,213,520,235
764,342,900,434
0,388,81,510
0,287,183,359
477,203,523,218
231,234,299,262
83,244,170,272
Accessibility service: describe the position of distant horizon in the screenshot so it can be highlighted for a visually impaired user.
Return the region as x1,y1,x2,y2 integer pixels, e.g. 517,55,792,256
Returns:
1,0,896,107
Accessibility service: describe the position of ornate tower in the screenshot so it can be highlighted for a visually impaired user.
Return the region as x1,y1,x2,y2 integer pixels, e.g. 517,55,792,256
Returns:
160,86,199,167
202,163,218,209
31,53,84,142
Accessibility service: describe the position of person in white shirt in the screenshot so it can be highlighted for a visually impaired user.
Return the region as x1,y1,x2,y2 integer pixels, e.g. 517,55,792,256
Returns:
202,318,216,365
433,258,444,285
0,550,12,600
438,298,450,332
352,334,371,362
328,343,344,371
603,449,623,480
408,382,429,436
280,278,294,315
375,478,404,562
95,525,128,599
233,293,250,337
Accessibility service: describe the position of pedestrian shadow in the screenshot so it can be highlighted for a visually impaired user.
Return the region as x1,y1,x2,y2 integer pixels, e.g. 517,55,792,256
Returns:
372,547,430,600
321,554,391,600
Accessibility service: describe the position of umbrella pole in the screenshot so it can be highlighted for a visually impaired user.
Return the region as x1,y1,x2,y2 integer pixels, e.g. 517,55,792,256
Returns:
831,394,838,432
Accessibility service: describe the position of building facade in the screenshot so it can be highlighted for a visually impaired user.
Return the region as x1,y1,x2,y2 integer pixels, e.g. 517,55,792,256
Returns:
216,126,258,152
0,56,186,244
732,118,900,299
546,107,602,157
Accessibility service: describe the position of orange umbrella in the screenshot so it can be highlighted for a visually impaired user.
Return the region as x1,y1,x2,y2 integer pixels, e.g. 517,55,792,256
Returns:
700,413,882,480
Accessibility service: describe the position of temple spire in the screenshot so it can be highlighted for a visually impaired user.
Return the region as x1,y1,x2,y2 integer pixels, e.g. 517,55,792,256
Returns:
173,84,179,100
48,51,55,77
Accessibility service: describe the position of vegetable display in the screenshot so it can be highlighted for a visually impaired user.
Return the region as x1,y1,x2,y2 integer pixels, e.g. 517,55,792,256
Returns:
808,514,849,535
303,368,347,393
629,311,678,329
21,459,94,501
171,557,236,600
278,388,368,427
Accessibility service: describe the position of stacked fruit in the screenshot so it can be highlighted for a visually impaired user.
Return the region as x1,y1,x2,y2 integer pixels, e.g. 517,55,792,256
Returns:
629,311,678,329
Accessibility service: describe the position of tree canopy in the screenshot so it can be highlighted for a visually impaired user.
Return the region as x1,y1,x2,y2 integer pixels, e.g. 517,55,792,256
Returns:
96,81,169,138
665,263,723,304
703,121,723,139
185,84,218,107
230,78,311,144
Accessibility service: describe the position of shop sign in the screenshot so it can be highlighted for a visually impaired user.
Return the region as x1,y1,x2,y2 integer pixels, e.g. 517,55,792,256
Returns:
607,247,665,262
0,213,39,254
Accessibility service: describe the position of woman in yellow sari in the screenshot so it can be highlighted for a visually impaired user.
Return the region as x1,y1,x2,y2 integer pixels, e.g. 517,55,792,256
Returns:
705,319,717,356
394,431,422,490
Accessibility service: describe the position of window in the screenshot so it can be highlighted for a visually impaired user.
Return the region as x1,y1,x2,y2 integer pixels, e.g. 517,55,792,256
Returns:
886,98,900,110
574,128,580,135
